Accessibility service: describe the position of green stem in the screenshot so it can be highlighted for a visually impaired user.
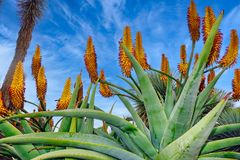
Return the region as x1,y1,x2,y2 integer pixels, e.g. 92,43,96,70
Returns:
150,67,182,86
204,65,221,73
24,100,39,108
100,80,140,101
129,75,141,92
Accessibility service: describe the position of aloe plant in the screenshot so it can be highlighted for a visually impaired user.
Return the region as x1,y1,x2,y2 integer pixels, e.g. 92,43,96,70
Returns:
0,1,240,160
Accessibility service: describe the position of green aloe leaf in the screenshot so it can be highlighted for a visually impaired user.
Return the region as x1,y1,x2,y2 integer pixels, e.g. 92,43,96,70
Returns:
112,88,149,138
0,135,143,160
161,11,224,147
165,73,174,118
200,152,240,159
192,69,225,125
21,119,34,134
0,109,156,158
123,45,168,148
32,149,116,160
201,137,240,154
0,117,40,160
210,123,240,136
156,97,228,160
198,158,236,160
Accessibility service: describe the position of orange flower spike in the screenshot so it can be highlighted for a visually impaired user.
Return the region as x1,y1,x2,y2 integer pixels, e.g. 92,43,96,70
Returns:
219,30,239,68
207,70,215,84
160,54,169,81
0,91,9,116
135,32,150,70
32,45,42,79
36,67,47,101
202,7,223,66
119,26,133,77
99,70,113,97
56,78,72,110
178,45,188,77
84,36,98,83
187,0,200,41
232,69,240,101
9,61,25,110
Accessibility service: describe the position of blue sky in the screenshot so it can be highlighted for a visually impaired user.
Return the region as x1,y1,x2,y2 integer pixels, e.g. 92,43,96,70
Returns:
0,0,240,118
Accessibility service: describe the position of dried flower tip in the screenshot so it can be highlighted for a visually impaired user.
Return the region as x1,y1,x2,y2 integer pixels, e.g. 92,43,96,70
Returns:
84,36,98,83
178,63,188,77
9,61,25,110
219,30,239,68
187,0,200,41
32,45,42,79
36,66,47,101
99,70,113,97
202,7,223,66
56,78,72,110
160,54,169,81
134,32,150,70
199,75,206,92
119,26,133,77
232,69,240,101
207,69,215,84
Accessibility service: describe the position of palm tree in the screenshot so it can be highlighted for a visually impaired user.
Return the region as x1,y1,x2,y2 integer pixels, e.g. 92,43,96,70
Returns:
1,0,44,108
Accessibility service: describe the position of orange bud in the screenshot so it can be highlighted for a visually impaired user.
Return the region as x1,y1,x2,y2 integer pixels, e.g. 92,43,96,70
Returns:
36,67,47,101
160,54,169,81
232,69,240,101
180,45,187,63
84,36,98,83
56,78,72,110
99,70,113,97
9,61,25,110
207,70,215,84
134,32,150,70
119,26,133,77
32,45,42,79
187,0,200,41
202,7,223,66
219,30,239,68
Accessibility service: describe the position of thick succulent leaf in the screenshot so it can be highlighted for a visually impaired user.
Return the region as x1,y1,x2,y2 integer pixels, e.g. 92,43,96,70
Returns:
0,117,40,160
192,69,225,125
200,152,240,159
0,135,143,160
0,109,156,158
198,158,236,160
21,119,34,133
156,98,227,160
112,88,149,138
58,75,81,132
123,45,168,148
32,149,116,160
111,126,144,157
161,12,224,147
81,82,98,134
201,137,240,154
165,75,174,118
210,123,240,136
